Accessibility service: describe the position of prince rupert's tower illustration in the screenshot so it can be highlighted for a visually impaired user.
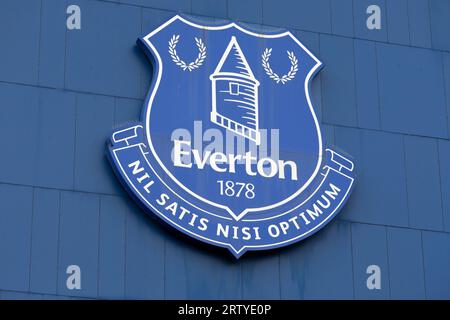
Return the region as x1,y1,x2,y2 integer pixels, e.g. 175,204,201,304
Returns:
210,36,261,145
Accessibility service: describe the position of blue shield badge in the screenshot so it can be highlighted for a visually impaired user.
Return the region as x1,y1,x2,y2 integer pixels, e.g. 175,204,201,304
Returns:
108,15,356,258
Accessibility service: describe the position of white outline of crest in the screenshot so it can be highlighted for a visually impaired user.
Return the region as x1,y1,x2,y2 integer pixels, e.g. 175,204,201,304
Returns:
142,15,323,221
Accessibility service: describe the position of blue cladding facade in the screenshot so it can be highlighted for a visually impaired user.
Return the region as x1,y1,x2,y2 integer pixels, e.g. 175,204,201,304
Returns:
0,0,449,300
29,188,60,294
387,227,426,299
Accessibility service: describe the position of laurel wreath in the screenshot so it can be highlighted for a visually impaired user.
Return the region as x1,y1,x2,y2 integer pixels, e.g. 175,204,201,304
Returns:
168,35,206,71
261,48,298,84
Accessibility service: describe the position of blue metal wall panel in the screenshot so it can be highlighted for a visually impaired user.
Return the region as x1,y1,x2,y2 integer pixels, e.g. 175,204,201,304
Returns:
422,231,450,299
242,255,280,300
354,39,381,130
439,140,450,232
192,0,227,19
0,184,33,292
124,203,164,299
165,238,242,299
119,0,191,12
115,97,142,126
387,227,426,299
320,35,357,127
57,191,100,298
0,84,39,186
407,0,432,48
280,221,353,299
386,0,409,45
35,89,77,190
65,0,142,99
429,0,450,51
353,0,387,42
336,128,409,227
262,0,331,33
377,44,447,138
404,136,444,231
444,53,450,139
0,0,450,300
228,0,262,24
0,0,40,85
29,188,60,295
98,195,127,299
330,0,354,37
74,93,119,195
321,124,335,147
39,0,67,88
351,223,390,299
0,291,44,300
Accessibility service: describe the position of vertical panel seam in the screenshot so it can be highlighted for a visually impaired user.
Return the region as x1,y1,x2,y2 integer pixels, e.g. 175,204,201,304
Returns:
240,261,243,299
374,42,383,130
277,254,281,299
352,38,360,128
435,140,446,230
64,0,68,88
328,0,333,34
402,135,411,228
405,0,412,45
384,226,391,298
139,6,144,100
123,203,128,299
384,0,389,43
96,196,102,298
37,0,43,85
349,222,356,299
441,52,450,139
225,0,229,19
113,97,117,127
27,187,36,292
260,0,264,25
72,94,78,190
163,238,166,300
318,34,324,123
426,0,433,49
420,231,428,299
351,0,356,40
55,191,62,294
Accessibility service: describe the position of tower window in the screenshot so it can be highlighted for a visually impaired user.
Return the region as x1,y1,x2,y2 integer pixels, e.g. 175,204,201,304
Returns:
229,82,240,95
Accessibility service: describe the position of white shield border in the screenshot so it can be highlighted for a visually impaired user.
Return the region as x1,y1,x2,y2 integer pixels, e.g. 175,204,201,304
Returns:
141,15,323,221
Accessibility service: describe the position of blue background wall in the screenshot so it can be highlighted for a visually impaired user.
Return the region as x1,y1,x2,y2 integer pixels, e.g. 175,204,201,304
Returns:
0,0,449,299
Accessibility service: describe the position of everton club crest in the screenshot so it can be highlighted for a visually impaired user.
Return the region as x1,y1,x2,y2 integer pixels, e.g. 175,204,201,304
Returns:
108,15,356,258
